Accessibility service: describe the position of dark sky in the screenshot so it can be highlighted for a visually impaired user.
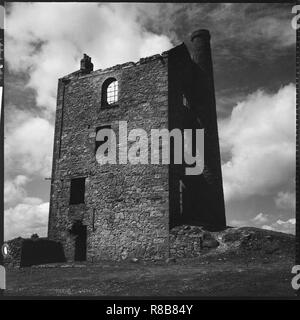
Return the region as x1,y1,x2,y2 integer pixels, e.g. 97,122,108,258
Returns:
139,3,296,118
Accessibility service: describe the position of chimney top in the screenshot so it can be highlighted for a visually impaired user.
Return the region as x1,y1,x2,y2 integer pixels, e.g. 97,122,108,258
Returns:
80,53,93,73
190,29,211,42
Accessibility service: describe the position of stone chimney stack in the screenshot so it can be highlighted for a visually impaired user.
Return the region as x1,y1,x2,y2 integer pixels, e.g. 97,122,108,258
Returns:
190,29,213,78
190,29,226,230
80,54,93,74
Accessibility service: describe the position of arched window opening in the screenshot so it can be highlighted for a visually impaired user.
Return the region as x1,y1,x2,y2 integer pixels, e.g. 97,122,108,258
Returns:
102,78,118,107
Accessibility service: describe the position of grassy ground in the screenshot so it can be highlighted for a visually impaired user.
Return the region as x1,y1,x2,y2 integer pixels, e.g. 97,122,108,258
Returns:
4,252,296,297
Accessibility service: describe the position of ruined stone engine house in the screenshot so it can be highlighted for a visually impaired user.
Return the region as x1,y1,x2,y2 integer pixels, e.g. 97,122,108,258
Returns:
48,29,226,262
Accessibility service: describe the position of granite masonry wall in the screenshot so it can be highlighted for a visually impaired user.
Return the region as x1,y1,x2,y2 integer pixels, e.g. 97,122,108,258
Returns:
167,33,226,231
169,225,219,258
48,54,170,261
48,29,226,262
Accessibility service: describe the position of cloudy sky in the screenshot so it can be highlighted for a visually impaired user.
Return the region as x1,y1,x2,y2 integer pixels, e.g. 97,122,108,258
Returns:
4,3,296,239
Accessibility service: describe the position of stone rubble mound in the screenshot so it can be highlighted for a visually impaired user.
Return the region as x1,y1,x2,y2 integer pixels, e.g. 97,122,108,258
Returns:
169,225,295,258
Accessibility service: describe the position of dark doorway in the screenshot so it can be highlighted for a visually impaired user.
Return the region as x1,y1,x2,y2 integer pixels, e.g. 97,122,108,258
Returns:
70,221,87,261
74,225,87,261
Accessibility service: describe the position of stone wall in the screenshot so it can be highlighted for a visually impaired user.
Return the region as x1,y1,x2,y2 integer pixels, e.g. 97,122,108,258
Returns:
167,38,226,231
48,54,170,261
3,237,24,268
169,225,219,258
48,29,227,262
4,237,65,268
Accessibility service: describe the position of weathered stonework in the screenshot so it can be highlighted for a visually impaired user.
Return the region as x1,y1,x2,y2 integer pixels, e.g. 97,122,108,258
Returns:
48,29,226,262
4,237,65,268
169,225,219,258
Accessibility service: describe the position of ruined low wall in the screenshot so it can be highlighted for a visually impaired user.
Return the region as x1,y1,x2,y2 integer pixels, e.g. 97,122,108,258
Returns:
169,225,219,258
3,237,24,267
4,237,66,268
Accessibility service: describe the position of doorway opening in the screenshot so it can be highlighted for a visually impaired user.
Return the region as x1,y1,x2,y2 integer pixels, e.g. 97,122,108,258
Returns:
70,221,87,261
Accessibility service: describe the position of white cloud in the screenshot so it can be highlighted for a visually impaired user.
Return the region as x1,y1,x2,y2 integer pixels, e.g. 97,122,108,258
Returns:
5,107,54,177
262,218,295,234
248,17,295,48
274,191,295,210
229,219,246,227
4,175,30,205
5,200,49,240
5,3,173,113
252,213,268,224
4,3,296,238
220,83,296,201
230,214,295,234
4,3,173,239
262,225,272,231
277,218,295,225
